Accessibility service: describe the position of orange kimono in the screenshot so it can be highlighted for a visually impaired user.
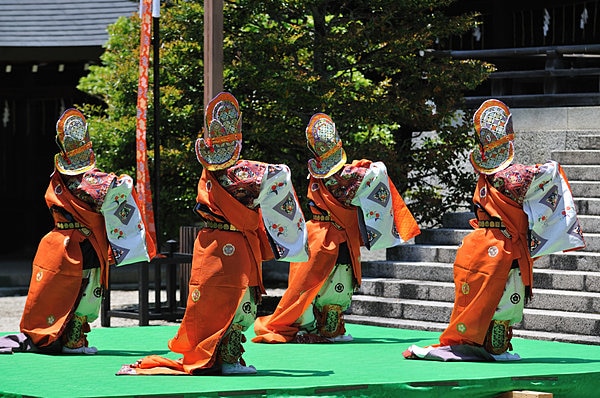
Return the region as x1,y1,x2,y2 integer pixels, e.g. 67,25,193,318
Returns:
253,159,420,343
252,176,362,343
404,161,585,361
439,172,532,348
166,168,272,373
126,160,308,374
20,171,113,349
17,170,156,352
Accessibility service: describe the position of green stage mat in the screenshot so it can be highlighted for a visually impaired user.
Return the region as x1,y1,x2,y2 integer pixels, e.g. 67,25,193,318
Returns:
1,324,599,398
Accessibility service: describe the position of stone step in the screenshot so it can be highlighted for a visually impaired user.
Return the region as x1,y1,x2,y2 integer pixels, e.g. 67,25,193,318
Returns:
358,278,600,312
511,328,600,346
441,211,600,232
414,228,469,245
362,261,453,282
520,307,600,337
361,261,600,293
345,314,448,333
533,268,600,292
348,295,452,323
388,244,599,268
388,244,461,263
348,295,600,336
441,212,474,229
528,288,600,313
358,278,453,303
574,197,600,216
344,314,600,346
577,135,600,150
569,181,600,198
534,250,600,272
562,165,600,181
414,228,599,252
552,150,600,165
578,214,600,233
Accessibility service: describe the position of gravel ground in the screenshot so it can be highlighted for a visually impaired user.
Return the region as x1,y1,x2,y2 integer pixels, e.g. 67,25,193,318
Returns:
0,294,28,333
0,290,181,333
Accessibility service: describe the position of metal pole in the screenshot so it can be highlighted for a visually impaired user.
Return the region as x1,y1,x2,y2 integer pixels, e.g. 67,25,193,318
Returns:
204,0,224,111
153,14,160,245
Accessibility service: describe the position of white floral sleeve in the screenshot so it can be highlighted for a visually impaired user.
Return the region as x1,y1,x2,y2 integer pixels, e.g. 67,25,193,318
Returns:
101,175,153,266
523,160,585,257
257,164,309,262
350,161,405,250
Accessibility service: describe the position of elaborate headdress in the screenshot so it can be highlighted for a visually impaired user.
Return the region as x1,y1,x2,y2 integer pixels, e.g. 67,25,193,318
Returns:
54,108,96,175
306,113,347,178
469,99,515,175
195,92,242,171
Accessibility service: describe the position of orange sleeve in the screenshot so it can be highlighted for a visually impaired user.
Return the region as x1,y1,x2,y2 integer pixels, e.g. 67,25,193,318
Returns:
389,179,421,241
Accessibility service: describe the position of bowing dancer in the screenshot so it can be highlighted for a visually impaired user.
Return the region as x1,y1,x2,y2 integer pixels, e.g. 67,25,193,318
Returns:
119,92,308,375
252,113,420,344
0,108,156,355
404,99,585,361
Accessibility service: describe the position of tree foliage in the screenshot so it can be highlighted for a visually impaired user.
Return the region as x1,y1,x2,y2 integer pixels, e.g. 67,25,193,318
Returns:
78,0,494,246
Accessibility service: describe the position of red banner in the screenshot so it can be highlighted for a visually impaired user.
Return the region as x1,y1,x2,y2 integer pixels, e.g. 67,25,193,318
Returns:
135,0,158,246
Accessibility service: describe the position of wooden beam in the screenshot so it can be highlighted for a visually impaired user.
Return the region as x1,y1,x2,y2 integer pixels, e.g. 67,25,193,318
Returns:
203,0,224,111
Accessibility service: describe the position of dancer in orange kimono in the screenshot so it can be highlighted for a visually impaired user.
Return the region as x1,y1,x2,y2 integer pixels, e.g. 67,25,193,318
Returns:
119,92,308,376
404,99,585,361
253,113,420,344
0,108,156,355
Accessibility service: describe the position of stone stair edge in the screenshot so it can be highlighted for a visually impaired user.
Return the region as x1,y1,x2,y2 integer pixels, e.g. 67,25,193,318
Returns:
359,277,453,286
359,275,600,291
344,314,600,346
349,297,599,336
362,259,600,274
387,243,600,255
553,149,600,153
388,242,600,250
363,258,600,267
362,260,454,265
350,294,600,318
357,279,600,308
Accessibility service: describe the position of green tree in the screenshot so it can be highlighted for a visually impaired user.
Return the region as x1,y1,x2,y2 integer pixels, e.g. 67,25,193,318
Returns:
80,2,205,247
78,0,494,246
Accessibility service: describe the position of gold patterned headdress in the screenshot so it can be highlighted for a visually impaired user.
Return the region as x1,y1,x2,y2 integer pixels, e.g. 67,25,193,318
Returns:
469,99,515,175
195,92,242,171
306,113,347,178
54,108,96,175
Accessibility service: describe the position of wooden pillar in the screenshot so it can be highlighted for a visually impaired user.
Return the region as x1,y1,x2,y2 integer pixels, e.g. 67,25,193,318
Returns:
204,0,224,111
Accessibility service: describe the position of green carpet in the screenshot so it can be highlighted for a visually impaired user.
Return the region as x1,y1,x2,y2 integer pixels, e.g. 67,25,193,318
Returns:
1,324,599,397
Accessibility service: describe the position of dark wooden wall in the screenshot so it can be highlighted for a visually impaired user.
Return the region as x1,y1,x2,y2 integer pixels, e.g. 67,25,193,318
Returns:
0,61,100,257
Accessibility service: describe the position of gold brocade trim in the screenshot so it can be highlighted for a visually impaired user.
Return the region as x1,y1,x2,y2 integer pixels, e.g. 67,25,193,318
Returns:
312,214,343,230
200,220,239,232
56,221,85,229
56,222,91,236
478,220,505,229
313,214,332,222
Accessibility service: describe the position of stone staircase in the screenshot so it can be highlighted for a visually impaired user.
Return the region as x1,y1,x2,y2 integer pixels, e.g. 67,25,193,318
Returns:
346,133,600,346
